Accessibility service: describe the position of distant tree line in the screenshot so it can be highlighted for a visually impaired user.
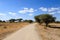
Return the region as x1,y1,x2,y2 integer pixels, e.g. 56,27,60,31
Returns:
0,18,33,23
0,20,5,22
55,21,60,23
0,14,60,25
23,20,33,23
9,18,23,23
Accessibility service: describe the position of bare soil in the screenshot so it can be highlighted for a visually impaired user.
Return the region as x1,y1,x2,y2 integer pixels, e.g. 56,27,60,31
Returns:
3,23,41,40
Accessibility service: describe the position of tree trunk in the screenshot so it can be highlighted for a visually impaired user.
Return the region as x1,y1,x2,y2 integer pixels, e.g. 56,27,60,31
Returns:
46,23,48,27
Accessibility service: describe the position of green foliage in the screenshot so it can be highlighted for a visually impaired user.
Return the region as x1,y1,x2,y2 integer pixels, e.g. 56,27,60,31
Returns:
0,20,2,22
16,18,23,22
35,14,56,26
2,21,6,22
8,18,23,22
9,19,16,22
23,20,33,23
35,16,42,24
0,20,5,22
55,21,60,23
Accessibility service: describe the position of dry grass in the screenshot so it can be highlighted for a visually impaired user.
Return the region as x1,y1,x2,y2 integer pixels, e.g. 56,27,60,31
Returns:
36,23,60,40
0,22,29,40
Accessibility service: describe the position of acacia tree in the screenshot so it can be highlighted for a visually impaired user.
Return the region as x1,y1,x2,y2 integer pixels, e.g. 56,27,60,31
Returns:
28,20,33,23
0,20,2,22
35,16,42,24
9,19,16,22
16,18,23,22
35,14,56,27
23,20,33,23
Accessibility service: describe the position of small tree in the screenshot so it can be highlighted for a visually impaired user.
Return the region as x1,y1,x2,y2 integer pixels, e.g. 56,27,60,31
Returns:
28,20,33,23
23,20,33,23
9,19,16,22
2,21,6,22
16,18,23,22
35,16,42,24
0,20,2,22
35,14,56,27
55,21,60,23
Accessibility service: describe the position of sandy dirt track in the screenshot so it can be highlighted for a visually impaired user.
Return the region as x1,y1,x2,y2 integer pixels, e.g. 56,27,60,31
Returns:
3,23,42,40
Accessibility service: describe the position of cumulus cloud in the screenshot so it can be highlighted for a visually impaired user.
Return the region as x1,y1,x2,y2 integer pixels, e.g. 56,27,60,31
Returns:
48,8,59,12
39,7,59,12
49,11,60,14
18,8,28,14
18,8,37,14
39,7,48,11
8,12,16,15
0,13,6,16
39,7,60,14
28,8,35,12
28,14,33,16
49,12,56,14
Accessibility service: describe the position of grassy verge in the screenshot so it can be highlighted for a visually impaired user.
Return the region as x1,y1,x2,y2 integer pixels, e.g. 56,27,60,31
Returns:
36,23,60,40
0,22,29,40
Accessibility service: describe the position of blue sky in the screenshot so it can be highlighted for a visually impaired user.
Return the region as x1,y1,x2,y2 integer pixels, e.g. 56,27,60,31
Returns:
0,0,60,21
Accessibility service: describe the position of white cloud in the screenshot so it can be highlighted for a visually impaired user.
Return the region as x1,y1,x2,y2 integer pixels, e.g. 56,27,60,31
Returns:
28,14,33,16
28,8,35,12
49,12,56,14
18,8,36,14
39,7,60,12
18,10,28,14
39,7,60,14
48,8,60,14
8,12,16,15
0,13,6,16
49,10,60,14
48,8,59,12
39,7,48,11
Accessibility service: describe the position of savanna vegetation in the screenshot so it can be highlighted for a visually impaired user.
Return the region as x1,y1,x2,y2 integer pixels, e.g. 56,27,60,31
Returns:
0,14,60,40
35,14,56,27
35,14,60,40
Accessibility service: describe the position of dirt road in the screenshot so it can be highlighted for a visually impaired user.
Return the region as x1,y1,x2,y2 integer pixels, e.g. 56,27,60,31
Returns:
3,23,42,40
